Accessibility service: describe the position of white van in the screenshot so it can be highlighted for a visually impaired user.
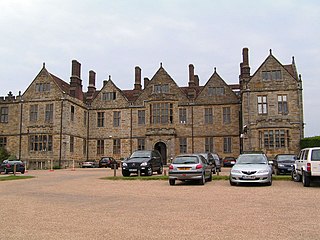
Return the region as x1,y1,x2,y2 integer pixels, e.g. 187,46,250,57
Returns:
293,147,320,187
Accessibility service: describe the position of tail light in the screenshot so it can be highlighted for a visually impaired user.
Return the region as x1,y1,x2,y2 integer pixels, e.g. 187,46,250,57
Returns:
307,163,311,172
169,165,173,170
196,164,203,169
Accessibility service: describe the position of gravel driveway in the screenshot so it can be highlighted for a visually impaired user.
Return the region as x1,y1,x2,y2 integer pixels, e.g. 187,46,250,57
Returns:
0,168,319,240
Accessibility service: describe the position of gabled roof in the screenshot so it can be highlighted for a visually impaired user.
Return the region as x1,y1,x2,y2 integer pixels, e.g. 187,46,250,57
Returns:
122,89,142,102
49,73,70,94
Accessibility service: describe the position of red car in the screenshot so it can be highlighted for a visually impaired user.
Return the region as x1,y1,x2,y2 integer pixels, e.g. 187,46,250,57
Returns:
223,157,236,167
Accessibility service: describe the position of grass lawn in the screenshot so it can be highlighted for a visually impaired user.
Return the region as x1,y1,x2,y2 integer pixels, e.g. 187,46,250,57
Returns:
0,175,35,181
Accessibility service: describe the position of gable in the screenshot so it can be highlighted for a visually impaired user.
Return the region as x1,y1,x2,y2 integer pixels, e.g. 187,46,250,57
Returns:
248,54,299,91
195,71,239,105
22,67,67,101
90,80,129,109
135,67,189,106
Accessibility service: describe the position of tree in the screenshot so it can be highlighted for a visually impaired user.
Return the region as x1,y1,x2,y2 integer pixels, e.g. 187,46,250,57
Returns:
0,147,10,162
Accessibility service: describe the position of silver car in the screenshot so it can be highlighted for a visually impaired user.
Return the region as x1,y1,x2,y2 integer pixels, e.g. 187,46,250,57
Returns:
168,154,213,185
229,153,272,186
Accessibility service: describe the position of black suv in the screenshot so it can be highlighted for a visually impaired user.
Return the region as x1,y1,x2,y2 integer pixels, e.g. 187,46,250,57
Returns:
99,157,119,169
122,150,163,176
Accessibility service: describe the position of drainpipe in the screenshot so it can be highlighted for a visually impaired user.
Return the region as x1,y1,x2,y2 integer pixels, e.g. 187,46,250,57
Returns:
130,108,133,155
59,98,64,168
18,100,23,160
86,110,89,161
191,103,194,153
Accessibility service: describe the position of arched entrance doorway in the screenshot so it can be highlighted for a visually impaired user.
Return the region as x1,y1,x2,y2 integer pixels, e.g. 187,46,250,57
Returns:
154,142,167,165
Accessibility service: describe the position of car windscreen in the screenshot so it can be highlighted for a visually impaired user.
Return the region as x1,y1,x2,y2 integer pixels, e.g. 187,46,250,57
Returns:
130,151,151,158
311,149,320,161
237,155,267,164
173,156,199,164
277,155,296,161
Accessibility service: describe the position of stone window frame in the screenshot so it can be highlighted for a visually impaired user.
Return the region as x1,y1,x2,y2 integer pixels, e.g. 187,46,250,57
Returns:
0,107,8,123
223,137,232,153
208,87,225,96
223,107,231,124
257,96,268,115
29,104,38,122
262,70,282,81
70,106,75,122
113,111,121,127
150,102,173,124
278,95,288,115
205,137,214,152
45,103,54,123
97,139,104,155
137,138,145,150
138,110,145,125
70,136,74,153
102,92,116,101
113,139,121,154
0,137,7,148
29,134,53,152
35,83,51,92
179,108,187,124
259,129,288,149
179,138,187,154
204,108,213,124
154,84,169,94
97,112,105,127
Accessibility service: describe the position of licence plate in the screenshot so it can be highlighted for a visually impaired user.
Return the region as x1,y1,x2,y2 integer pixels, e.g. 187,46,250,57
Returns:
178,167,191,170
129,169,137,172
242,175,256,179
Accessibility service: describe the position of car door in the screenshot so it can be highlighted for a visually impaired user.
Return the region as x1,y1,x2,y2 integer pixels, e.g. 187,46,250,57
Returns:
310,148,320,176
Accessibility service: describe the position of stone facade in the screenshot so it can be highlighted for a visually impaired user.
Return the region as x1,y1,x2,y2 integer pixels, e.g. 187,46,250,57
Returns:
0,48,304,169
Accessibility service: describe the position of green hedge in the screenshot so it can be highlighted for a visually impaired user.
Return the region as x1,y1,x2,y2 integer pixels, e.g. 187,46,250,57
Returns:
300,136,320,149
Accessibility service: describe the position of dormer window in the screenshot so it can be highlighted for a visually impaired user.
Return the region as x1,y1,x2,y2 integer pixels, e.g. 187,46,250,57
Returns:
262,70,282,80
36,83,51,92
154,84,169,93
208,87,225,96
102,92,116,101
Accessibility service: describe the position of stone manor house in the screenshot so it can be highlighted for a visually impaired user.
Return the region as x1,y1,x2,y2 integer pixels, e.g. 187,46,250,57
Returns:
0,48,304,169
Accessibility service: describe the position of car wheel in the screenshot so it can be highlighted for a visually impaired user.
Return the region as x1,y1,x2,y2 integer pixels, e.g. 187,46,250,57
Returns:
169,179,175,186
291,169,301,182
208,171,212,182
229,178,236,186
302,171,311,187
21,170,25,174
4,169,8,174
266,176,272,186
122,170,130,177
199,174,205,185
157,165,163,174
147,167,153,176
212,167,216,174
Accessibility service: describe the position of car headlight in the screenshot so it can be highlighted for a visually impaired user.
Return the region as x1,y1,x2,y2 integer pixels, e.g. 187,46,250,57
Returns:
122,162,127,167
231,169,241,174
258,169,269,173
140,162,147,166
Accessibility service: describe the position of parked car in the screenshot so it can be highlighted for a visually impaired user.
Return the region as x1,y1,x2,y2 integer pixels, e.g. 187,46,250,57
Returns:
223,156,236,167
122,150,163,176
293,147,320,187
81,160,98,168
229,153,273,186
273,154,296,175
0,159,25,174
198,152,217,174
168,154,213,185
99,157,119,169
212,153,221,172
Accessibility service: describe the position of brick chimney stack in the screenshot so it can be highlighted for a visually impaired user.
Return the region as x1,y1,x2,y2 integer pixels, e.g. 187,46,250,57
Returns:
70,60,83,100
240,48,250,78
188,64,196,87
239,48,251,90
134,66,142,90
87,70,96,94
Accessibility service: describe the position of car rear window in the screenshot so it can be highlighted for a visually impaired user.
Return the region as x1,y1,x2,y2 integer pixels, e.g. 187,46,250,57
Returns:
173,156,199,164
311,149,320,161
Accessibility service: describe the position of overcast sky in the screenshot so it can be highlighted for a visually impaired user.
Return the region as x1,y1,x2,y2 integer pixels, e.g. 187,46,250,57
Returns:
0,0,319,137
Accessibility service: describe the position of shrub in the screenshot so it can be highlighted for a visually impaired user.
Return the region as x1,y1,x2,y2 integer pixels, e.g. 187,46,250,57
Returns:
0,147,10,162
300,136,320,149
